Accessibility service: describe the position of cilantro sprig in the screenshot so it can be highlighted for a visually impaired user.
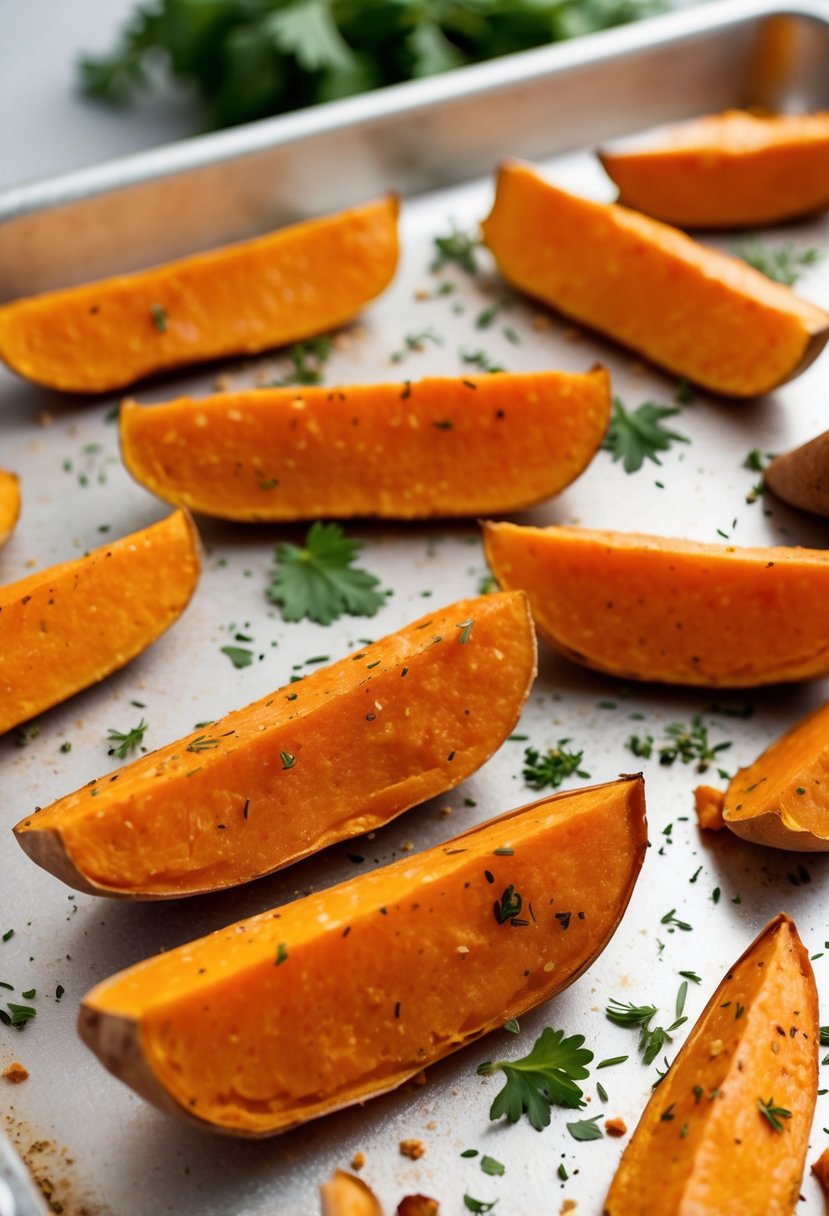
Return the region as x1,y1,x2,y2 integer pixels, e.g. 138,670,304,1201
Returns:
267,522,386,626
80,0,666,130
477,1027,593,1130
602,397,690,474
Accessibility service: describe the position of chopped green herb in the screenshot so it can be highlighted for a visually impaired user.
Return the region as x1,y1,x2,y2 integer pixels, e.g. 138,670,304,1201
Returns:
566,1114,604,1141
186,735,219,753
732,239,821,286
461,1149,479,1158
272,336,331,385
15,723,41,748
432,226,481,275
480,1156,505,1177
150,303,168,332
280,750,296,770
457,619,474,644
558,1164,568,1181
661,909,693,932
460,348,505,374
679,970,702,984
275,942,288,966
7,1003,36,1027
757,1096,792,1132
2,930,13,943
503,1018,520,1034
463,1197,496,1214
523,741,589,790
602,397,689,474
477,1026,593,1131
107,717,149,759
675,378,694,405
221,645,254,669
597,1055,629,1069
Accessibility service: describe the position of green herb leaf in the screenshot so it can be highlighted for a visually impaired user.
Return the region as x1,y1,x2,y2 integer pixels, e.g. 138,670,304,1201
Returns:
477,1027,593,1131
432,225,481,275
267,522,385,625
272,336,332,386
221,645,254,669
732,239,821,286
566,1114,604,1141
602,397,689,474
463,1197,497,1214
107,717,149,759
757,1096,792,1132
523,741,589,790
480,1156,505,1177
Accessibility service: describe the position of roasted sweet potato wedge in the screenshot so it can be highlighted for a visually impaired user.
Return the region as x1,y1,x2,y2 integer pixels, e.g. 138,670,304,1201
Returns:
599,110,829,229
483,521,829,687
715,702,829,851
765,429,829,518
119,368,611,521
78,775,647,1136
604,914,818,1215
481,161,829,398
15,592,536,897
0,196,399,393
0,469,20,547
0,510,199,735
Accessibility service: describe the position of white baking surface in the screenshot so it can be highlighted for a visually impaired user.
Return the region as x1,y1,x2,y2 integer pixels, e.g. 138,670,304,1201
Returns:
2,147,829,1215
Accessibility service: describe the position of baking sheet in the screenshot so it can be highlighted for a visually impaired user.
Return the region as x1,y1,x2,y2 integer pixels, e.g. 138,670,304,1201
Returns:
3,5,829,1214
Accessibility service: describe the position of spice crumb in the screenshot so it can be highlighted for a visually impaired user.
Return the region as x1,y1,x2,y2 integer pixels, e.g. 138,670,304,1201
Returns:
399,1139,426,1160
439,806,453,818
351,1150,365,1171
560,1201,577,1214
605,1117,627,1137
531,313,552,331
2,1061,29,1084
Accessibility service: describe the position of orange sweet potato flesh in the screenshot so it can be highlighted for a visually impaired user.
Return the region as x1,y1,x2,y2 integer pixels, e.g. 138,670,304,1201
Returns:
0,510,199,735
693,785,725,832
14,592,536,898
721,702,829,851
483,521,829,687
765,429,829,518
604,914,818,1216
119,368,611,521
321,1171,383,1216
0,197,399,394
599,110,829,229
78,775,647,1136
481,161,829,398
0,470,20,547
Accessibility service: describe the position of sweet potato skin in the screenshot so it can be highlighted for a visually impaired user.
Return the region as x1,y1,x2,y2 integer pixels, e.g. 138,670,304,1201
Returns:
14,592,537,898
119,368,611,521
78,776,647,1137
604,914,818,1216
0,197,399,393
481,161,829,398
0,509,200,735
723,702,829,851
0,470,20,547
483,520,829,687
765,429,829,518
600,110,829,229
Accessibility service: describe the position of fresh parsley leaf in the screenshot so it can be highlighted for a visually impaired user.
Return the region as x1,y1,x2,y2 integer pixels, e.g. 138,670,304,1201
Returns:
757,1096,792,1132
602,397,689,473
480,1156,505,1177
220,645,254,669
265,1,355,73
523,741,589,790
107,718,149,759
267,522,385,625
7,1003,36,1028
732,239,821,287
566,1114,604,1141
477,1027,593,1131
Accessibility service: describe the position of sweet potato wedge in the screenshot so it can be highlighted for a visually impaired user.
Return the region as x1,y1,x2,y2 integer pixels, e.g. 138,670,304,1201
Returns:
14,592,536,897
119,368,611,521
765,429,829,518
0,510,199,735
78,775,647,1136
483,520,829,687
604,914,818,1215
716,702,829,851
0,197,399,393
599,110,829,229
0,469,20,547
481,161,829,398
